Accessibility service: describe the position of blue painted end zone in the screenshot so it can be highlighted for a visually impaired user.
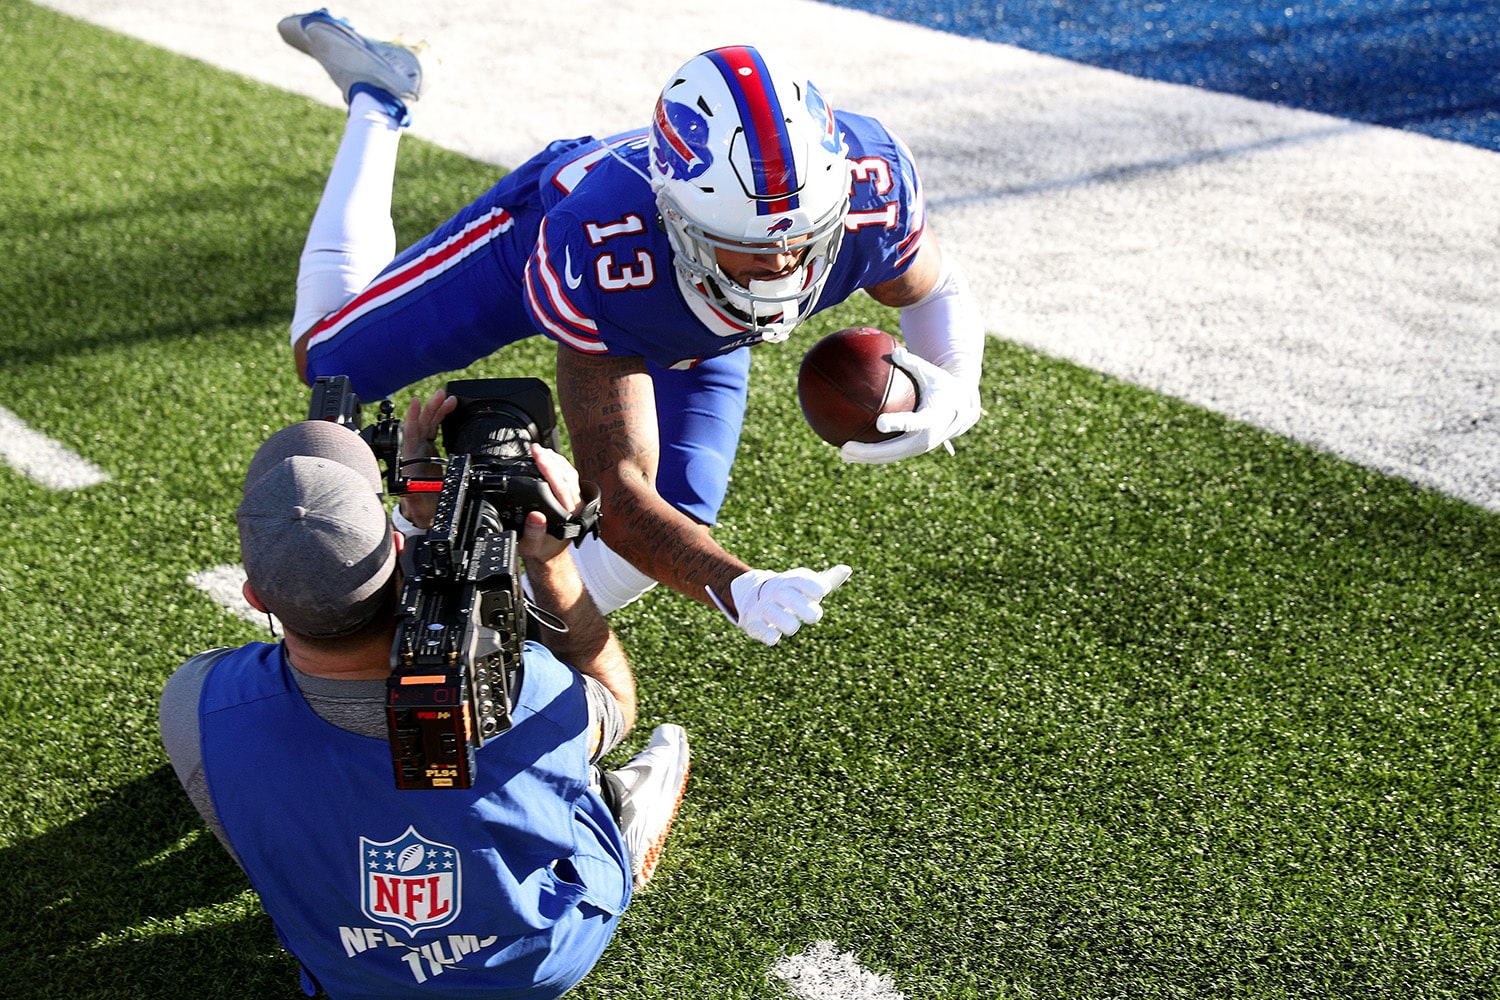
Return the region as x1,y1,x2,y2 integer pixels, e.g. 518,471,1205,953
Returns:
821,0,1500,150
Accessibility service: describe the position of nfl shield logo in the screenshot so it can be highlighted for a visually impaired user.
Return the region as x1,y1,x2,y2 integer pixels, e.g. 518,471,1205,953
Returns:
360,826,461,934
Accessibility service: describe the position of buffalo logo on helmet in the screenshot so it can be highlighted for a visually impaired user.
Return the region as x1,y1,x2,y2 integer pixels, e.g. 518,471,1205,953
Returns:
804,82,841,154
652,97,713,181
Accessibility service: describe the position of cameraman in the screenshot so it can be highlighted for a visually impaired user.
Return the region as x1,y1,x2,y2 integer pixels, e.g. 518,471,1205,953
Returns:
159,400,690,998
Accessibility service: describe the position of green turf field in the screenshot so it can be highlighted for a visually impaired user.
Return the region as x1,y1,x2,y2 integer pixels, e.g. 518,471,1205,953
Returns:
2,4,1498,997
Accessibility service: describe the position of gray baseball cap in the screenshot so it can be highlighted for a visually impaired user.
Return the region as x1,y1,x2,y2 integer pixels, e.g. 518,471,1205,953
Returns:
237,421,396,638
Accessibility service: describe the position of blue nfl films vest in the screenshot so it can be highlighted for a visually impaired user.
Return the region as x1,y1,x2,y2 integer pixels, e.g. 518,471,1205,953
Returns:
198,642,631,999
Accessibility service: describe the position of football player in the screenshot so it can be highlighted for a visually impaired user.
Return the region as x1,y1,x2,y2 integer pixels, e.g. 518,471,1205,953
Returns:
279,10,986,644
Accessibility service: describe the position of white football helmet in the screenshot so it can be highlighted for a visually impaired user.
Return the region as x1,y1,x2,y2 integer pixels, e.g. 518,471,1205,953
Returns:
648,45,851,342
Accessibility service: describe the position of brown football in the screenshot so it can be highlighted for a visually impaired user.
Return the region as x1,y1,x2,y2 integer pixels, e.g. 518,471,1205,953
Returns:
797,327,918,447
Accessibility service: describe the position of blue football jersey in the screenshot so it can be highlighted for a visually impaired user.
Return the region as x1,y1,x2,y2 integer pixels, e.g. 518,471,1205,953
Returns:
524,111,927,370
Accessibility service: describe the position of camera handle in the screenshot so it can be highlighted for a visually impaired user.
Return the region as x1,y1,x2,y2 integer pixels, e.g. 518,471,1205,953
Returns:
496,474,602,544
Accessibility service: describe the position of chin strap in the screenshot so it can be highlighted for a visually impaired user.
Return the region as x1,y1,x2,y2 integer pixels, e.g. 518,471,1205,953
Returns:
677,261,820,344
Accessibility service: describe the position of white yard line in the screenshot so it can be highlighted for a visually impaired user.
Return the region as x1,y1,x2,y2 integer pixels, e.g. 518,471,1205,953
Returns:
188,562,281,630
0,405,110,489
773,941,907,1000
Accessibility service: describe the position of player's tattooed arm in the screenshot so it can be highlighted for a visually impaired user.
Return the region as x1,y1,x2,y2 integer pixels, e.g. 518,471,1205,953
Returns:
554,346,748,609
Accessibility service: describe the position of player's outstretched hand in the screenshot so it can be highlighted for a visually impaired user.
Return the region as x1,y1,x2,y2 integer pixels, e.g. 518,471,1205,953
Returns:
840,347,980,464
712,565,853,646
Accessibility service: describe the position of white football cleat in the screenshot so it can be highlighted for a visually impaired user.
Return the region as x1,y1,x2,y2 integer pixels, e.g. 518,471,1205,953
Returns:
277,9,427,104
607,724,690,889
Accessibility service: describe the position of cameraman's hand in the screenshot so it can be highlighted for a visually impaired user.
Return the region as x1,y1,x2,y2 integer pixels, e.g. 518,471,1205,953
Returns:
396,389,457,531
518,444,582,566
710,564,853,646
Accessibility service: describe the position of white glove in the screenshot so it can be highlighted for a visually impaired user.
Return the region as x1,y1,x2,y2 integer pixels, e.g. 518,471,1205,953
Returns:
840,346,981,464
708,565,853,646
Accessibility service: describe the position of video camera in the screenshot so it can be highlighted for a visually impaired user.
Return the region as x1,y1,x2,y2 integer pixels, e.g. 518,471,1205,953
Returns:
310,375,601,790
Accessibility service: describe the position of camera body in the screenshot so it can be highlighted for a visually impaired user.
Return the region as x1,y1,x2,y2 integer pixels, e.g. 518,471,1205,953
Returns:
309,375,600,790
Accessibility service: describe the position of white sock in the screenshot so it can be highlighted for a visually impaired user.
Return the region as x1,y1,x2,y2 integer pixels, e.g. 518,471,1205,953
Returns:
289,91,405,344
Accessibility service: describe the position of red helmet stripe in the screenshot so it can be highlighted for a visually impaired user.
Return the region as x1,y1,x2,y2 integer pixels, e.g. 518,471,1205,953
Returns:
707,46,798,217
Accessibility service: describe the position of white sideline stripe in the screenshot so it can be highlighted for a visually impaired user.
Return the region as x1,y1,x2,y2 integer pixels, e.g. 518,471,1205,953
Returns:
773,941,907,1000
0,406,110,489
189,563,283,631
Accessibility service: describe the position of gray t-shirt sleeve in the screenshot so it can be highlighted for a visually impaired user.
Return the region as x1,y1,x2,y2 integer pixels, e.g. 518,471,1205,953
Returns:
159,648,240,864
581,673,627,764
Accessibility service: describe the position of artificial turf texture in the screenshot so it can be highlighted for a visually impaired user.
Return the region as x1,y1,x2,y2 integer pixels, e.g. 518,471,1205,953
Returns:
2,3,1497,997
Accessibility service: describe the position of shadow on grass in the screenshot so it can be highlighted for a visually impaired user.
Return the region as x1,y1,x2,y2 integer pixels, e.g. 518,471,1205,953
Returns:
0,766,301,999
